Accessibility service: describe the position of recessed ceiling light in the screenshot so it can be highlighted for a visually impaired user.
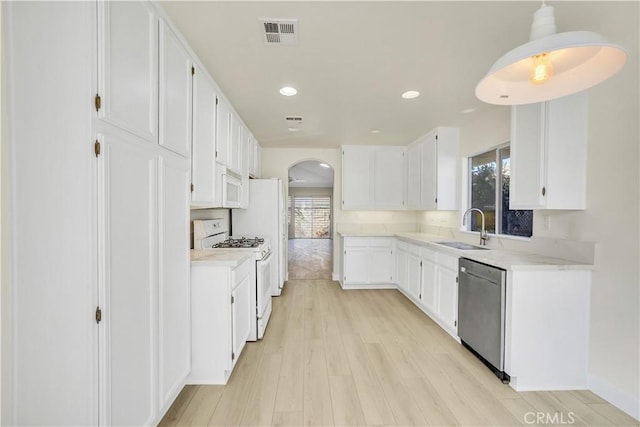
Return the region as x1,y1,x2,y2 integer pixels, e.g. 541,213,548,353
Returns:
461,108,476,114
401,90,420,99
370,129,381,134
287,127,300,132
319,163,330,168
280,86,297,96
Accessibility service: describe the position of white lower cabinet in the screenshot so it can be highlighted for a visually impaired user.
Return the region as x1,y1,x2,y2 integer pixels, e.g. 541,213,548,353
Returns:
342,237,395,288
189,256,253,384
396,240,459,338
396,242,408,293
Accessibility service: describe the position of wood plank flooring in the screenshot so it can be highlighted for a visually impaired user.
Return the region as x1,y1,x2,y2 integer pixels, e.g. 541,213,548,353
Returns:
160,280,639,426
287,239,332,280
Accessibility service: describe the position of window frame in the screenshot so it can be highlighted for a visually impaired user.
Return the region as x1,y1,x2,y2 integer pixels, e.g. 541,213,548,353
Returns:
463,142,533,240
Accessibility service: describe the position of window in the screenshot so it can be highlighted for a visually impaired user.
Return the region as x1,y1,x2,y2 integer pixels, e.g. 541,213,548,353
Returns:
468,145,533,238
289,196,332,239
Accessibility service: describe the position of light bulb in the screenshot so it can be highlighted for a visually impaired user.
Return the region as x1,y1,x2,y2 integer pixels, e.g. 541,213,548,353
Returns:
530,53,553,84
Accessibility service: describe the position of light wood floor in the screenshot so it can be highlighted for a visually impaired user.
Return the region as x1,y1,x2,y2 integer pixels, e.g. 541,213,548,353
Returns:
160,280,638,427
287,239,333,280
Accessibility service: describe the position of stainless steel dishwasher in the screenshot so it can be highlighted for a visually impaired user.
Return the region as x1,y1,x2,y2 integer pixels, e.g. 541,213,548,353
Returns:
458,257,509,382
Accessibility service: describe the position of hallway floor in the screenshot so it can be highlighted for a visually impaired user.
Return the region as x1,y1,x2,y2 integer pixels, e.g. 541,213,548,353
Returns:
287,239,333,280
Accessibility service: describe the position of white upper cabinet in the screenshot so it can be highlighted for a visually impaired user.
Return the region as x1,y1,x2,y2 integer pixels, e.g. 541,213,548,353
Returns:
420,128,459,211
510,92,588,210
407,141,422,209
215,96,233,169
159,19,192,157
98,1,157,142
373,147,406,209
230,114,244,175
191,65,219,207
342,145,406,210
342,146,374,209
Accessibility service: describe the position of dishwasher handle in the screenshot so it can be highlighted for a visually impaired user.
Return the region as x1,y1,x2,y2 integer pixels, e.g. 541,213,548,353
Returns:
460,266,499,284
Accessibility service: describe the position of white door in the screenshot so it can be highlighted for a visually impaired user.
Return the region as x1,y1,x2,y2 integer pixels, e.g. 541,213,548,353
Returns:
407,142,422,209
407,252,422,300
159,19,192,157
420,134,438,210
420,257,437,314
342,146,373,209
99,131,158,426
191,66,218,206
374,147,405,209
344,249,369,284
232,272,252,362
8,2,97,424
98,1,157,143
437,266,459,333
216,97,233,168
158,153,191,410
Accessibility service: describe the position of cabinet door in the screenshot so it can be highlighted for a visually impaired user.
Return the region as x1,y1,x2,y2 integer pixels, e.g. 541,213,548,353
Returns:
434,128,460,210
407,252,422,300
374,147,405,209
342,146,373,209
98,1,157,142
216,97,232,168
99,131,157,426
159,20,192,157
510,103,545,209
396,248,408,292
420,257,437,314
420,134,438,210
344,248,369,284
369,248,394,283
437,266,459,334
232,272,252,362
191,67,219,206
158,154,191,409
407,142,422,209
230,114,244,174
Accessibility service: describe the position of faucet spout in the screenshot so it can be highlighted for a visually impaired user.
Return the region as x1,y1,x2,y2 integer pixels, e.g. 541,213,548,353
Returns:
462,208,488,246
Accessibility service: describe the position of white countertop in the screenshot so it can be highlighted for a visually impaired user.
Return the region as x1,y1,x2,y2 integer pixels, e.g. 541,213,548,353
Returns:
190,249,254,267
339,231,594,271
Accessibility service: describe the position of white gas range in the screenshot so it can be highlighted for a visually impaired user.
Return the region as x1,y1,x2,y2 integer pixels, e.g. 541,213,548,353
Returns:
193,219,274,340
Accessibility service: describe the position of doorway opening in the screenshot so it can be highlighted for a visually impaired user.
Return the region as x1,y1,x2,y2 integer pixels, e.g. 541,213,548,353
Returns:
287,160,334,280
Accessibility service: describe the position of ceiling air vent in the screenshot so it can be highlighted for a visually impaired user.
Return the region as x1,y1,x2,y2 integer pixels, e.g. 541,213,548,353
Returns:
260,19,299,45
285,116,303,123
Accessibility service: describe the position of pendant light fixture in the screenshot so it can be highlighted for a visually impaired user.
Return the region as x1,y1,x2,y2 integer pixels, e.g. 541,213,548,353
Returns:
475,1,627,105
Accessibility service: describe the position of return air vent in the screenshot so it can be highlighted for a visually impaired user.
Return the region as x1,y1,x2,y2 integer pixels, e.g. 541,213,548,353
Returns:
260,19,299,45
285,116,303,123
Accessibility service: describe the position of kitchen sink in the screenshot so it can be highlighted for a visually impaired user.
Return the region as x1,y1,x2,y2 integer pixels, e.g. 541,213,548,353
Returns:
434,241,490,250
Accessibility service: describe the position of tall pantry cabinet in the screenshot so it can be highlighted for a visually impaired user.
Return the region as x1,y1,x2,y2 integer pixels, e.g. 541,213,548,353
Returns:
6,1,191,425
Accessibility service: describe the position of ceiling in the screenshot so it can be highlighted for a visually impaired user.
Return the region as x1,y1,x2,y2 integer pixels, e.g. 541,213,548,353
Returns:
161,1,637,149
288,160,335,188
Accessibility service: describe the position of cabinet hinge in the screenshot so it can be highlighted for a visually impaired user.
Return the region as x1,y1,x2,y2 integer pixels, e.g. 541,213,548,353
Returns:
232,351,235,361
215,150,218,160
419,293,422,299
420,261,423,267
454,320,457,327
94,94,101,112
191,66,195,75
435,134,438,141
215,97,219,105
95,306,102,324
231,295,235,304
94,140,101,157
455,276,458,283
435,197,438,204
190,183,194,192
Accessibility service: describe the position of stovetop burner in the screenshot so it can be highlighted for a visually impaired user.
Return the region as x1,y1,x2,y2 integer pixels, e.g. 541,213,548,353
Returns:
212,237,265,249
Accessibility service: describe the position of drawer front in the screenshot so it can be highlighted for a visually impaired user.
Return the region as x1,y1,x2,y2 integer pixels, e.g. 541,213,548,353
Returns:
437,252,459,271
420,246,437,262
407,243,421,257
344,237,369,248
397,241,408,251
370,237,393,248
232,257,252,287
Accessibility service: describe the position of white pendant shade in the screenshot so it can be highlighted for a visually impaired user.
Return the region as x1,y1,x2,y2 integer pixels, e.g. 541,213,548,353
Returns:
476,5,627,105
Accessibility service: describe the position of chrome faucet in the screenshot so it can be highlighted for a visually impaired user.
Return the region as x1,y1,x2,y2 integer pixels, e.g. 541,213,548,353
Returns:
462,208,488,246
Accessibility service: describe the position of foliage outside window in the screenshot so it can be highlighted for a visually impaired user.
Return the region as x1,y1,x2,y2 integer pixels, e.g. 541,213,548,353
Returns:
468,145,533,238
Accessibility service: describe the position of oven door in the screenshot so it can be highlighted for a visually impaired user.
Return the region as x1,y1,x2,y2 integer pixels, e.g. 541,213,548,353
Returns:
256,251,273,339
222,174,242,208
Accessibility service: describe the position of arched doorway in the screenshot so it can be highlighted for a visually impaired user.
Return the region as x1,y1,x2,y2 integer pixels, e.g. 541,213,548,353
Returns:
287,160,334,280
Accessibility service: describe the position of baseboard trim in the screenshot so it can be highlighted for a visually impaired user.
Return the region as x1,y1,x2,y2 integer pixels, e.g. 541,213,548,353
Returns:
339,283,396,290
588,373,640,421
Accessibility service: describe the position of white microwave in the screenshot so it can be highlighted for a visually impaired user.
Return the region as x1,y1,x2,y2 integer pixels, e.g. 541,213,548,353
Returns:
222,173,242,208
